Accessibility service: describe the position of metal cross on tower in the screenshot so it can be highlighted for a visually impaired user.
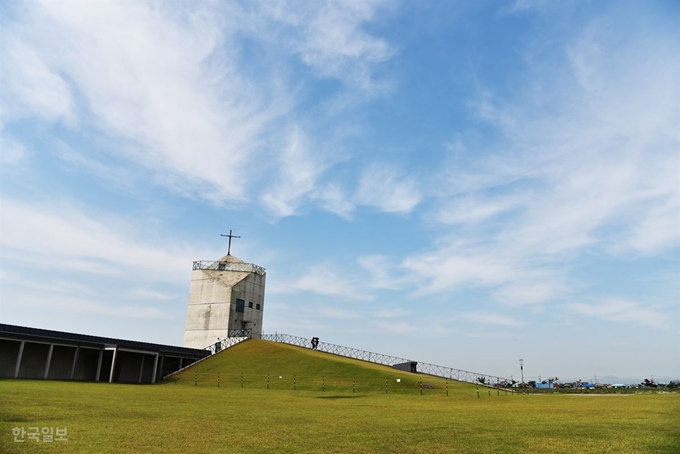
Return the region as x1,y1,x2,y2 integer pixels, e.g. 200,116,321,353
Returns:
220,230,241,256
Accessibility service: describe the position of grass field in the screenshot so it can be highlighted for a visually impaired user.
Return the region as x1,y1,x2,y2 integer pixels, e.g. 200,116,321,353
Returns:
2,340,679,453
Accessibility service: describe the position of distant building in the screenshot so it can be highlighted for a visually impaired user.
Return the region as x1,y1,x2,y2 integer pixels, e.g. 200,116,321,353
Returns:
183,254,266,349
534,379,555,389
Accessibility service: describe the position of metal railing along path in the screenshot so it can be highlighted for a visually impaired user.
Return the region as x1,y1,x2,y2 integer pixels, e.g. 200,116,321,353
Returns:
192,260,266,275
261,333,513,388
166,330,513,388
164,330,253,379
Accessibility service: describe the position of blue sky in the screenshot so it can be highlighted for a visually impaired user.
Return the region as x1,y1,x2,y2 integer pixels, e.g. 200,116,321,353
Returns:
1,0,678,383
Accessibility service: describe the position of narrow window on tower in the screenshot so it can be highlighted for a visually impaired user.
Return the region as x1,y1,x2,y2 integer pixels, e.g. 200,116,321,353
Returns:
235,299,244,313
256,303,261,310
248,302,253,308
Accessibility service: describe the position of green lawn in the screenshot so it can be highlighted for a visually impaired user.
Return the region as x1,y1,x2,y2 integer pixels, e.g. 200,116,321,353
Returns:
1,340,678,453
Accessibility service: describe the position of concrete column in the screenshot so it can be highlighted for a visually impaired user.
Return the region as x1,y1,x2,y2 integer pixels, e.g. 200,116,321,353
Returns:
44,344,54,379
138,354,145,384
157,355,165,383
151,354,159,384
14,341,25,378
109,347,118,383
95,350,103,382
70,346,80,380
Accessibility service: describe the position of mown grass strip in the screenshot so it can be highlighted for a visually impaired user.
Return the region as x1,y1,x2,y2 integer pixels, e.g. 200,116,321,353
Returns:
1,339,678,453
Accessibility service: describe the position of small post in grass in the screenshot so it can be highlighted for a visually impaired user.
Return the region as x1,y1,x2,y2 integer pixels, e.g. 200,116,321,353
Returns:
446,379,449,397
194,372,197,386
477,383,479,399
218,372,220,388
241,372,243,388
294,374,296,391
385,378,388,394
267,374,270,390
353,376,356,394
322,375,325,392
419,378,423,396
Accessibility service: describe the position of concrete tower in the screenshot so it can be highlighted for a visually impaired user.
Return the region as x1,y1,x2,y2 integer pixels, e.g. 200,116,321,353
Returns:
183,254,266,349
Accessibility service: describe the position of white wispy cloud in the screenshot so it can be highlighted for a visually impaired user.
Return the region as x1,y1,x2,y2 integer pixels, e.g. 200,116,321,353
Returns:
0,34,76,126
503,0,550,15
357,254,407,290
314,182,355,218
256,0,395,90
0,271,95,296
354,164,422,213
260,128,328,217
2,0,260,200
402,249,515,296
403,7,679,304
456,311,525,327
433,193,527,225
569,298,669,329
374,321,416,334
0,196,197,284
269,254,410,303
0,135,28,166
625,188,680,255
273,264,371,301
492,279,564,307
1,0,399,218
2,293,171,320
130,288,182,301
372,308,410,318
314,306,360,320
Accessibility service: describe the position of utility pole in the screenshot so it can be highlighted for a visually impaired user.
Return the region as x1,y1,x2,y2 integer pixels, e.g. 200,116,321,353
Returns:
519,359,524,384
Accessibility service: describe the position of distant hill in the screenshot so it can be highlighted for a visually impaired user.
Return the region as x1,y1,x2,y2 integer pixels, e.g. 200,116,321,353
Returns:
597,375,678,385
171,339,474,394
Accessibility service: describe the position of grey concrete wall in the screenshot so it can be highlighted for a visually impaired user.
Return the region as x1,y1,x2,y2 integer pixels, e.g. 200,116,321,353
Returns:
184,267,249,349
141,354,155,383
230,273,266,337
0,339,20,377
18,342,50,379
73,348,99,381
99,350,113,382
47,345,77,380
115,351,143,383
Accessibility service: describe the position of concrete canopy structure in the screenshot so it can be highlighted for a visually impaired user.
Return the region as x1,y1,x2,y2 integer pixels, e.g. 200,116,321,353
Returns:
0,324,208,383
183,254,266,349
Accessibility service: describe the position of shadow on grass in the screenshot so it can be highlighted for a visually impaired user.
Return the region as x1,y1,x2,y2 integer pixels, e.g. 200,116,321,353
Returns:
315,395,364,399
1,416,36,423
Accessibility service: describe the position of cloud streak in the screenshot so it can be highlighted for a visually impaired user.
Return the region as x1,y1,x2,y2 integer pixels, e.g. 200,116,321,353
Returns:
0,196,195,284
401,6,679,306
569,299,669,330
272,264,371,301
1,0,402,217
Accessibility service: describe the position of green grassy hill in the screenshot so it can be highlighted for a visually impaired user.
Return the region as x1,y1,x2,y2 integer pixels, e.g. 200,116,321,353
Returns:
2,339,678,453
171,339,463,395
